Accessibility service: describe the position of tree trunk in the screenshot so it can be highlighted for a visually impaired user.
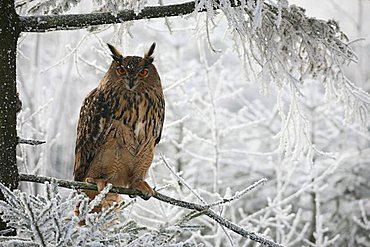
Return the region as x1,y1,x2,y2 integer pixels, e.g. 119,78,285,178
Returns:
0,0,20,234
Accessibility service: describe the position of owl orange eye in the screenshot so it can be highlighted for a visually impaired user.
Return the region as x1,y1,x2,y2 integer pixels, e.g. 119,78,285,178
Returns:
116,67,126,75
138,68,149,77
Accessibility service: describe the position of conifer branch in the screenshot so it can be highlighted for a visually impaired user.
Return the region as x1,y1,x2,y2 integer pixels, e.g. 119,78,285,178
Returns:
19,173,283,247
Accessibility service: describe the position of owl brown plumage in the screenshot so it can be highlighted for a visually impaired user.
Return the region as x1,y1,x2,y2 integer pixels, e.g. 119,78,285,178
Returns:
73,43,165,212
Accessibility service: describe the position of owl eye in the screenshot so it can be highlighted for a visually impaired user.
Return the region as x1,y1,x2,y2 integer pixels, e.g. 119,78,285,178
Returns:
138,68,149,77
116,67,126,75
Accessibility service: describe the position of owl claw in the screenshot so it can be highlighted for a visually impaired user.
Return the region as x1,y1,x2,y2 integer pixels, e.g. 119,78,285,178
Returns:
140,194,151,201
85,177,107,192
130,180,154,200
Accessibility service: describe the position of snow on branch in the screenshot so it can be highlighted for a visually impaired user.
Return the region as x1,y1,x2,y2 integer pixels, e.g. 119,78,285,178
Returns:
19,0,248,32
19,1,200,32
17,173,282,247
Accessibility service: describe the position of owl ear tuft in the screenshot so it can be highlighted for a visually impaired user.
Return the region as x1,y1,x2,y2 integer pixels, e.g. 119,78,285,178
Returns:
144,42,156,64
107,43,123,62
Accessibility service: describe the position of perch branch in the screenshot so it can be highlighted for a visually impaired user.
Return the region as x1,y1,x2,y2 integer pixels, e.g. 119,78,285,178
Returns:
19,1,246,32
19,173,283,247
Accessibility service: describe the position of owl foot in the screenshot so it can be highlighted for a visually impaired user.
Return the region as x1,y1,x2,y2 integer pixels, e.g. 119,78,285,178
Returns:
130,180,154,200
85,177,108,192
84,177,120,213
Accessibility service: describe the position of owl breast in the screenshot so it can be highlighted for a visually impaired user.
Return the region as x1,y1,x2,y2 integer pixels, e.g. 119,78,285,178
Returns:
86,94,157,187
114,91,160,155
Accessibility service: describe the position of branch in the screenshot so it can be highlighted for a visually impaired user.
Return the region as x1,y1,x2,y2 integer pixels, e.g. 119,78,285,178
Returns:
19,0,250,33
20,2,198,32
19,173,283,247
17,137,46,146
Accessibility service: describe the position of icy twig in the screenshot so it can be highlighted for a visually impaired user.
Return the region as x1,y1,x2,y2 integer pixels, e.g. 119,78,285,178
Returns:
0,236,37,246
42,34,89,72
160,153,206,204
18,173,283,247
0,229,15,236
20,99,53,126
353,200,370,230
163,73,194,93
163,115,190,129
205,178,267,208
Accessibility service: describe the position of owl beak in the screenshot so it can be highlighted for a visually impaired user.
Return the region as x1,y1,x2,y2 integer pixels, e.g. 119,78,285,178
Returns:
128,78,136,89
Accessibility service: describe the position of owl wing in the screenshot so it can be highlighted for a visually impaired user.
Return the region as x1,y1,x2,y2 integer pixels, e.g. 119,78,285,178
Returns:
73,88,112,181
155,95,165,146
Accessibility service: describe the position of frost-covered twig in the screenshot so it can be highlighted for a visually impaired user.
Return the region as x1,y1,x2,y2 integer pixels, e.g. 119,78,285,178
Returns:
42,33,90,72
159,154,206,204
0,228,14,236
0,236,38,246
353,200,370,230
18,173,283,247
205,178,267,208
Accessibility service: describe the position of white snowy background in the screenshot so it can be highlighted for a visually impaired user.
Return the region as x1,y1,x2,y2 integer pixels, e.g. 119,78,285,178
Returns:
3,0,369,246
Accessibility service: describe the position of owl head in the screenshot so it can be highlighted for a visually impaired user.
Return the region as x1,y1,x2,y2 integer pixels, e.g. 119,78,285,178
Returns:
107,43,160,91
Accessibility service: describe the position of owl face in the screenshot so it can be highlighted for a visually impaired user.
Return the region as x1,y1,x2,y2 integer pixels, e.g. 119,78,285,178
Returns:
107,43,157,91
114,56,150,90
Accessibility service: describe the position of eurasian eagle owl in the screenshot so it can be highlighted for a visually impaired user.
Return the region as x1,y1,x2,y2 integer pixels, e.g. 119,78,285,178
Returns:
73,43,165,212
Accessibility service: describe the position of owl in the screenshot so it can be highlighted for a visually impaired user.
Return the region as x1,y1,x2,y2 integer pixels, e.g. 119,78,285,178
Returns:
73,43,165,212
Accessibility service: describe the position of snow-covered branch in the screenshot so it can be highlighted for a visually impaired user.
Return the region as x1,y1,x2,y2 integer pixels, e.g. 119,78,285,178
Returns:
18,173,282,247
19,1,200,32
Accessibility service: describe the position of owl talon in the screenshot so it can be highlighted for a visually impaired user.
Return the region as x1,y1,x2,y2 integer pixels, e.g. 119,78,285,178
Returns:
84,177,107,192
140,194,151,201
130,180,154,200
